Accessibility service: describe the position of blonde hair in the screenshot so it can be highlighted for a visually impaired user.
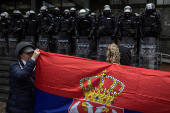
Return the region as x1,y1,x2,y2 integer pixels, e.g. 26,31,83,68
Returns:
106,43,120,64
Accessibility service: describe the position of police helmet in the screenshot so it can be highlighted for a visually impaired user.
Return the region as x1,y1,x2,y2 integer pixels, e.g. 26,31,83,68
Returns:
145,3,155,11
85,8,90,14
54,7,60,12
40,6,48,12
124,8,132,14
104,7,111,12
29,10,35,14
63,9,70,15
1,13,6,17
79,9,86,17
70,7,76,11
15,10,21,14
91,12,96,16
15,41,35,58
124,6,132,13
3,12,9,18
104,5,110,9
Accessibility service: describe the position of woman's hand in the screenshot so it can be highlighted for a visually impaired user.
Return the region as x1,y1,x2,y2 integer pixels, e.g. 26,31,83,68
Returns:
31,49,40,60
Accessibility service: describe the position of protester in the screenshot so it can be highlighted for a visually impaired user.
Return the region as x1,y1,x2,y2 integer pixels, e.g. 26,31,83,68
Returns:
6,41,40,113
106,42,131,66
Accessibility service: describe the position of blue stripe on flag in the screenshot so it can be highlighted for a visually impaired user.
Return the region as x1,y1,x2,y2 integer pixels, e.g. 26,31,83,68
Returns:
34,87,73,113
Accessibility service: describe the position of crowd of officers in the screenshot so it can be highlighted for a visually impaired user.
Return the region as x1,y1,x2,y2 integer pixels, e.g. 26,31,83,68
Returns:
0,3,161,68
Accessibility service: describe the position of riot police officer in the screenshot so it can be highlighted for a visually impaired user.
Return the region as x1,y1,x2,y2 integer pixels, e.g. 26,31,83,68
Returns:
0,13,9,56
38,6,54,52
139,3,161,69
97,7,117,61
24,10,39,47
9,10,24,57
52,7,61,53
75,9,95,59
10,10,24,42
118,6,138,67
3,12,11,24
57,9,74,55
98,5,110,22
140,3,161,38
91,12,98,60
70,7,78,56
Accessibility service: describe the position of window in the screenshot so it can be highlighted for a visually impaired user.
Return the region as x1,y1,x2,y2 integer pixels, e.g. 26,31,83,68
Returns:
157,0,170,5
129,0,147,4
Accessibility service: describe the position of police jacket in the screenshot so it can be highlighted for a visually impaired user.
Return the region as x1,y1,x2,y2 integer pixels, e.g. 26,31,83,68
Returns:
118,14,137,37
24,17,39,36
6,58,36,113
97,14,117,36
140,11,161,37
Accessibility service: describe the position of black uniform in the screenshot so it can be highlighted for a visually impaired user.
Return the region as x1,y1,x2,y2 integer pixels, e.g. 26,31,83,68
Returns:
9,15,24,56
118,14,138,67
52,13,61,53
38,11,54,51
0,17,9,56
139,10,161,69
75,14,95,58
97,13,117,61
24,15,39,46
57,14,74,55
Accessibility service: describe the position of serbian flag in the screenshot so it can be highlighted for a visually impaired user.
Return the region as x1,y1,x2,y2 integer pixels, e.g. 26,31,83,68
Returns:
34,50,170,113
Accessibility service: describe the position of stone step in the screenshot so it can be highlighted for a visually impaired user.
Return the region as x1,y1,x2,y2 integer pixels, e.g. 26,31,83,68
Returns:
0,65,9,71
0,78,9,85
0,93,9,102
0,72,9,78
0,60,13,66
0,85,9,93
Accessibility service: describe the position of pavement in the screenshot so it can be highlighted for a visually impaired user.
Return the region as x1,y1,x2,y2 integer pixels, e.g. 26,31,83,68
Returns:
0,102,6,113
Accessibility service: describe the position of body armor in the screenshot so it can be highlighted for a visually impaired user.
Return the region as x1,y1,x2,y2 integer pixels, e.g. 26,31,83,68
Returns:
78,18,91,36
100,16,113,35
60,18,72,31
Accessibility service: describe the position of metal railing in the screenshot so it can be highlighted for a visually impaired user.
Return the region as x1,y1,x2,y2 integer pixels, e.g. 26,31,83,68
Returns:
158,53,170,64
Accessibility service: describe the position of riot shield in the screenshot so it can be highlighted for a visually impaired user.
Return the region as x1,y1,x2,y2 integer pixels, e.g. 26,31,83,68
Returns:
97,36,113,62
119,37,138,67
52,35,59,53
24,36,35,45
139,37,159,70
57,32,71,55
38,32,49,52
8,33,18,57
0,32,7,56
76,36,91,59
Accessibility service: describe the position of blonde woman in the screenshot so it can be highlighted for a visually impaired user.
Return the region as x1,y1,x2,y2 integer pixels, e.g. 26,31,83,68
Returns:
106,43,131,66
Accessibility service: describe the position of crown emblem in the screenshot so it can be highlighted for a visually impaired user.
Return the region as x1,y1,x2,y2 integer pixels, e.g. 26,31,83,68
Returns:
80,70,125,106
